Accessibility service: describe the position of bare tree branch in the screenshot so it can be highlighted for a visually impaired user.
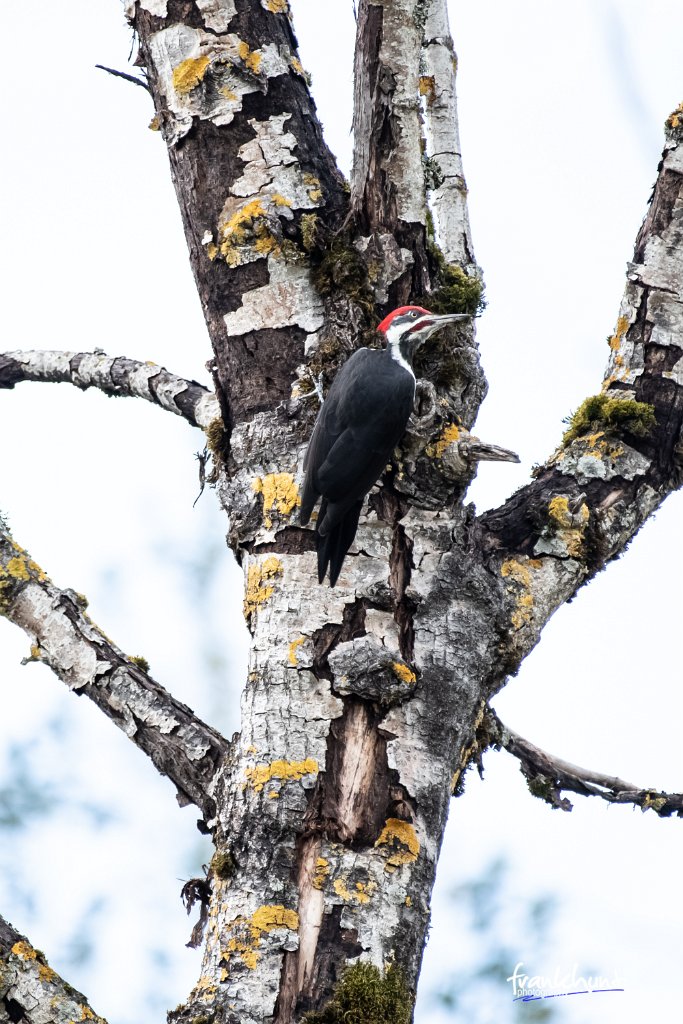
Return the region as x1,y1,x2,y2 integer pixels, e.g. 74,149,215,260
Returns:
95,63,150,91
486,710,683,817
478,120,683,662
0,525,229,818
0,350,220,429
0,915,107,1024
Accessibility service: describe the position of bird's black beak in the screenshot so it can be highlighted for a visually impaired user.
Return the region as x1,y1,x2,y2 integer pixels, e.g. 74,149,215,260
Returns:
409,312,473,357
422,312,473,339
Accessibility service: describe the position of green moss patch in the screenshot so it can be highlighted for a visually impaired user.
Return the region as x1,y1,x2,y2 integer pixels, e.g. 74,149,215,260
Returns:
303,962,412,1024
562,394,656,445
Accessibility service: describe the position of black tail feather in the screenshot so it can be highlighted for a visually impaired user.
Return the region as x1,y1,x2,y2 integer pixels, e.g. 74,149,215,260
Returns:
317,500,363,586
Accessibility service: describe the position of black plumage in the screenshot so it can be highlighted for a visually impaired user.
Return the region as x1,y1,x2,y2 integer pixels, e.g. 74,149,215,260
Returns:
300,347,415,586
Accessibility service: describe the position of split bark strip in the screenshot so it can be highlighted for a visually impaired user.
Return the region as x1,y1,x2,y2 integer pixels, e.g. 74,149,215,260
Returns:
488,711,683,816
0,527,228,818
0,350,220,429
351,0,429,293
478,115,683,663
0,915,107,1024
419,0,475,267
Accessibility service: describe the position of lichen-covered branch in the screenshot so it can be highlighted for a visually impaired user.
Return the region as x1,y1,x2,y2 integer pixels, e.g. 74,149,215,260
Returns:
487,711,683,817
479,116,683,665
0,350,220,428
0,916,107,1024
0,526,228,818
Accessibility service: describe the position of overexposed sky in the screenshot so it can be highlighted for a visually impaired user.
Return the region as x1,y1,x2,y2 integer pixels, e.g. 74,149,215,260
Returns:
1,2,682,1021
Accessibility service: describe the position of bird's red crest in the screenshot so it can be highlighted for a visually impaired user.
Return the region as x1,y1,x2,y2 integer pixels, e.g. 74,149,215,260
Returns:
377,306,430,335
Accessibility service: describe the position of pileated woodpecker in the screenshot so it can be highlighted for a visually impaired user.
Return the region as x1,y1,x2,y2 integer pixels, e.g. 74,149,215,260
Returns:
300,305,472,586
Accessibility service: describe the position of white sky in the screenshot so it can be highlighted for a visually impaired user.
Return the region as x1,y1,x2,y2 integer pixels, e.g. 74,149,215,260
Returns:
1,1,682,1021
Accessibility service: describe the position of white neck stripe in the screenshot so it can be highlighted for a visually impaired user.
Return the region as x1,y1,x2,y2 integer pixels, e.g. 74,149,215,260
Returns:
388,338,415,381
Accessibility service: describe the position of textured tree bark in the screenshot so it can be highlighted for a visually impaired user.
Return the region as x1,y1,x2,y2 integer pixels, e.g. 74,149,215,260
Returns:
0,1,681,1022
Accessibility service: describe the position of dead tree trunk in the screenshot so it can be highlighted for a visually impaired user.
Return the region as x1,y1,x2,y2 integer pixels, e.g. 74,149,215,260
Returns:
1,1,682,1022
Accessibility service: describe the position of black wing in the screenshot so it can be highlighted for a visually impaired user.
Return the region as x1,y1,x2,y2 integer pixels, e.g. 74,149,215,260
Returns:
300,349,415,584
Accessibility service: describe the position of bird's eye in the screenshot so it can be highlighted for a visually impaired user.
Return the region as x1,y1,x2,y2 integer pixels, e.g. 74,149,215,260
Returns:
410,310,419,318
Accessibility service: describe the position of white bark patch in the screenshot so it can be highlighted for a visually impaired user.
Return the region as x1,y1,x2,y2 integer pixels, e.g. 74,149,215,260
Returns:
140,0,168,14
647,291,683,349
196,0,237,32
18,349,72,378
223,259,324,335
208,114,325,269
148,25,290,145
421,0,475,265
194,392,222,428
552,440,651,485
106,668,181,738
14,586,102,690
230,114,324,211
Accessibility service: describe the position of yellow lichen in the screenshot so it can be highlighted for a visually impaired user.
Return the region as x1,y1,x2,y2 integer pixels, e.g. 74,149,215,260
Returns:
500,557,542,630
405,895,412,907
391,661,417,685
237,40,262,73
222,905,299,973
451,698,487,795
252,472,301,528
206,242,218,261
243,555,283,618
245,757,318,792
265,0,289,11
666,102,683,132
426,422,460,458
267,790,280,799
333,877,373,904
219,198,283,266
271,193,292,208
11,940,37,960
303,172,323,203
290,56,306,77
252,905,299,933
6,556,30,580
375,818,419,871
288,635,305,666
313,857,330,889
608,315,629,351
172,55,210,95
547,496,590,558
418,75,436,104
220,86,238,101
223,935,259,971
191,974,219,1001
38,962,57,983
148,114,161,131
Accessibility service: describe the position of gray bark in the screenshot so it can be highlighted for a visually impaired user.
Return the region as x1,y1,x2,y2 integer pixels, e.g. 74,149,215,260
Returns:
0,0,681,1022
